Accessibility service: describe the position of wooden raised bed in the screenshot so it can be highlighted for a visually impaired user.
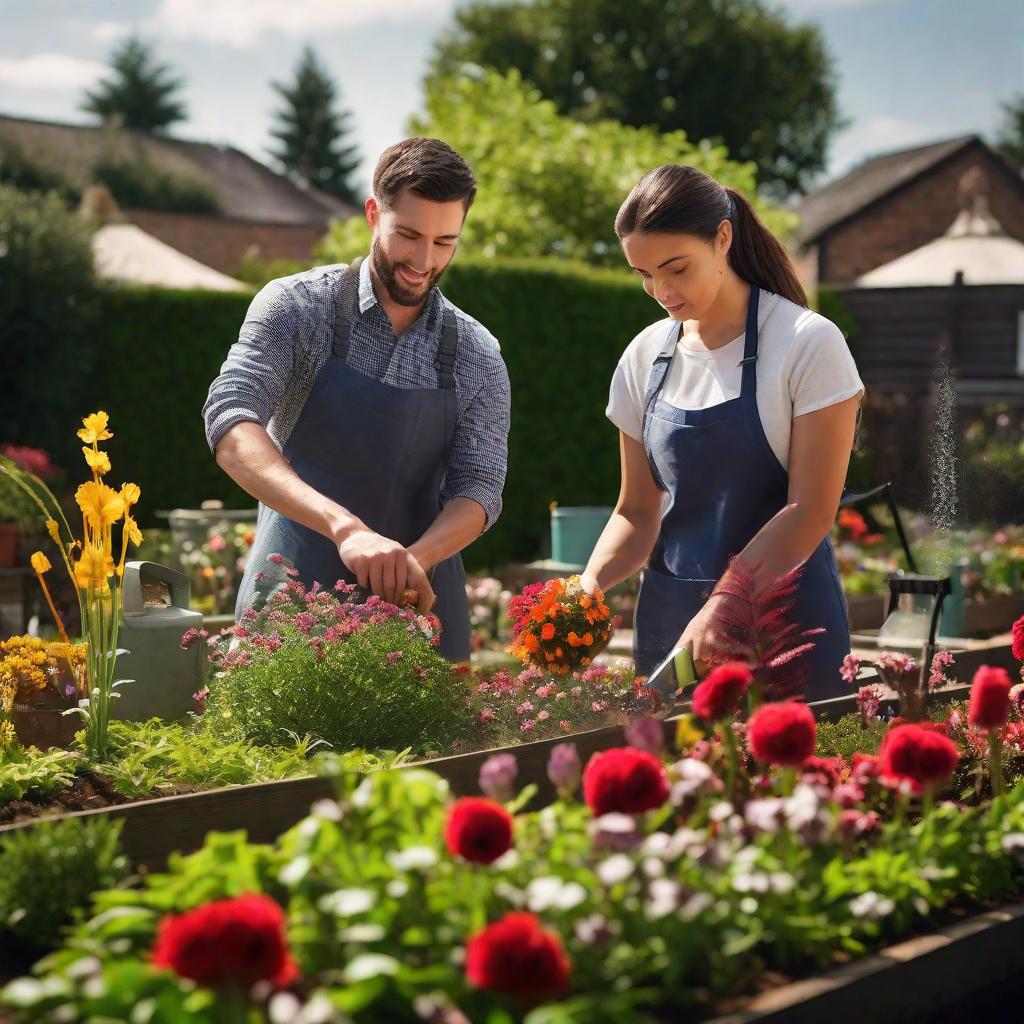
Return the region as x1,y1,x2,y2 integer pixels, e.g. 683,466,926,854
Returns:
0,635,1016,872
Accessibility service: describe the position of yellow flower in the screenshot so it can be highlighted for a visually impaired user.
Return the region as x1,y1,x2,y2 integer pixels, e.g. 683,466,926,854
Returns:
120,482,141,508
46,518,61,545
76,481,125,529
77,411,113,445
30,551,51,575
123,513,143,547
82,446,112,476
74,543,114,590
674,713,705,751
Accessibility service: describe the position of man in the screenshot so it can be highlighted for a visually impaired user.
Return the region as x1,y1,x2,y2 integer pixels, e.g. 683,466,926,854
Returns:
202,138,511,661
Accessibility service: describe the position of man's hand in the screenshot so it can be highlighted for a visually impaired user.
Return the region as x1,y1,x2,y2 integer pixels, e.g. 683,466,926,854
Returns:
336,528,435,612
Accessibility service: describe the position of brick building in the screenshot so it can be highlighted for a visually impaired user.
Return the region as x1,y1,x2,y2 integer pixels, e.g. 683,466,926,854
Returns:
0,113,357,274
793,135,1024,289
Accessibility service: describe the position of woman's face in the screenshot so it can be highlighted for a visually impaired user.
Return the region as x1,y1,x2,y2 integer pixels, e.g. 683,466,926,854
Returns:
620,223,731,320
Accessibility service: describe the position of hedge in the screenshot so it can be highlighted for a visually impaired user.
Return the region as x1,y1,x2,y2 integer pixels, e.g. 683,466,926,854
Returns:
28,260,652,570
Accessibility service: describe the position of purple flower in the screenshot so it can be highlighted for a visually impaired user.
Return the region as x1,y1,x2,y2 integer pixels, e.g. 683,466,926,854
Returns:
478,753,518,802
547,742,582,797
386,651,403,665
64,683,76,698
624,715,664,756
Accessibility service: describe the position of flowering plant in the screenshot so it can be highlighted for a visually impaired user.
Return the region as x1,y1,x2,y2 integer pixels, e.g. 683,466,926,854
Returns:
0,412,141,760
508,576,613,675
466,575,511,652
181,520,256,616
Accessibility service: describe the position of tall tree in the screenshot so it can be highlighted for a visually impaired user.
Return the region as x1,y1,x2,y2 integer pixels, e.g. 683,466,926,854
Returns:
427,0,844,199
269,46,361,205
82,36,187,134
996,94,1024,170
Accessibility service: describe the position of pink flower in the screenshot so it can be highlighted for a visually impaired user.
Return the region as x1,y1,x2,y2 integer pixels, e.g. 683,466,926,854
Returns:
559,720,571,731
520,719,536,733
193,686,209,707
515,701,535,717
293,612,315,634
479,708,496,724
537,710,550,721
267,553,285,565
571,686,582,698
591,700,608,713
207,533,227,552
386,651,403,665
929,649,955,688
840,653,861,685
855,684,885,723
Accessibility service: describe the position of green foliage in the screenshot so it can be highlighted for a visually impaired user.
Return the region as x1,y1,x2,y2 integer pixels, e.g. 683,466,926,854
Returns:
0,747,79,804
0,185,100,462
203,618,475,756
427,0,843,197
81,35,187,134
0,815,128,951
92,145,218,214
269,45,361,205
87,719,317,797
959,405,1024,524
319,67,789,266
996,93,1024,169
0,131,73,197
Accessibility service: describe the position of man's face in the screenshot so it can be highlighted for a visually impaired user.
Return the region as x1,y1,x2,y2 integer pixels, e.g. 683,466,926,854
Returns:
366,188,466,307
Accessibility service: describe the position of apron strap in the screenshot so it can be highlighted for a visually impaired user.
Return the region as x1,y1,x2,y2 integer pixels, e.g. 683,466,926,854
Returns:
642,321,681,434
738,283,760,398
436,308,459,390
331,257,364,361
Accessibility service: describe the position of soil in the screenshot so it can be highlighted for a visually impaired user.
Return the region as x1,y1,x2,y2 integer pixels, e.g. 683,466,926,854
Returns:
0,772,200,826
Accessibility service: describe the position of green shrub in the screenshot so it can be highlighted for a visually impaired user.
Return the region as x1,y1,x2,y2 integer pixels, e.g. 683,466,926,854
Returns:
0,185,100,463
0,816,128,951
92,152,218,215
0,747,79,804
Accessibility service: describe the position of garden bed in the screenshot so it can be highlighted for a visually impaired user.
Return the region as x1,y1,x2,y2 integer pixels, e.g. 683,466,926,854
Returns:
0,629,1013,871
846,592,1024,636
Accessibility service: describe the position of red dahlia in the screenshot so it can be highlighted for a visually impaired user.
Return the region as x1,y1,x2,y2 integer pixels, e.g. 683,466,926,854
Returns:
1012,615,1024,663
582,746,669,816
748,701,816,767
968,665,1013,730
691,662,752,721
466,912,570,1003
879,723,959,790
444,797,514,864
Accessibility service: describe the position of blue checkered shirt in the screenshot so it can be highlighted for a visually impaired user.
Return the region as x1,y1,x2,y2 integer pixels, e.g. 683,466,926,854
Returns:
202,258,510,528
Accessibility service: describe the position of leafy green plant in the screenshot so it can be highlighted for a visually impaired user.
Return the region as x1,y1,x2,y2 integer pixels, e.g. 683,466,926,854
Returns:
0,747,79,804
0,815,128,951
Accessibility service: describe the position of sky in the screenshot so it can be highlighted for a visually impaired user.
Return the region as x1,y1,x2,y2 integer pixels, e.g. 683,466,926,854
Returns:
0,0,1020,195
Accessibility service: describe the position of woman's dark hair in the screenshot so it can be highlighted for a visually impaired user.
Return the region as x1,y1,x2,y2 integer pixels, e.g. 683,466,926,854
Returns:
373,137,477,212
614,165,807,307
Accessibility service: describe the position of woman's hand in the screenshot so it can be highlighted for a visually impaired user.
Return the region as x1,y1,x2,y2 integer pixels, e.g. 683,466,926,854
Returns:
579,570,601,596
676,595,724,677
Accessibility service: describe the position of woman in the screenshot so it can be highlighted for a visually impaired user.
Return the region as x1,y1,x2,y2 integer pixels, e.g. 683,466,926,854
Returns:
581,165,864,701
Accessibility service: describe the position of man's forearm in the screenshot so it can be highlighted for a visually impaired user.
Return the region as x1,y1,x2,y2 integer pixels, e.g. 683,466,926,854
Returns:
409,498,487,571
215,422,364,545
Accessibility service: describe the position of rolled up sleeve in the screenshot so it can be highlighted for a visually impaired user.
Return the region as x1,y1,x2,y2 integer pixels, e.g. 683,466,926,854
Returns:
202,279,305,453
442,354,511,531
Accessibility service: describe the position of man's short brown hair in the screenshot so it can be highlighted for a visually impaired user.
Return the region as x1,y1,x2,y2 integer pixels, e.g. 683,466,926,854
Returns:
372,137,477,212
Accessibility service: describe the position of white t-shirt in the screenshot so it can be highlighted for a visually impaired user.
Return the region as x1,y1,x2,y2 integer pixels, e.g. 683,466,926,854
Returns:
606,289,865,470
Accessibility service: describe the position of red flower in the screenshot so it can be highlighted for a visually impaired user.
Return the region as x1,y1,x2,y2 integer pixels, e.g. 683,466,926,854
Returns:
968,665,1013,730
747,701,816,767
444,797,514,864
1012,615,1024,663
152,893,298,988
582,747,669,816
879,723,959,790
466,912,570,1003
690,662,752,721
801,755,847,786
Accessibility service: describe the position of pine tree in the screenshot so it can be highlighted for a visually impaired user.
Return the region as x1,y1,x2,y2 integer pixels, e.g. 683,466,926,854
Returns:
81,36,187,134
269,45,361,205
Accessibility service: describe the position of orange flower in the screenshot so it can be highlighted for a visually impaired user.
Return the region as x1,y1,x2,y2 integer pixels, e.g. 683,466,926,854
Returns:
541,623,556,641
581,595,592,609
522,633,539,653
598,604,610,618
583,632,594,646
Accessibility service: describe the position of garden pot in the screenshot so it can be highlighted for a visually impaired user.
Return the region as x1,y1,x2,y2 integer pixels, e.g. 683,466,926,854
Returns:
0,522,19,568
12,695,79,750
550,505,613,567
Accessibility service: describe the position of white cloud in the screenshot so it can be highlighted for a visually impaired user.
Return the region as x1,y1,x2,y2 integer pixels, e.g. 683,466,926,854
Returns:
0,53,106,91
148,0,454,48
91,21,135,44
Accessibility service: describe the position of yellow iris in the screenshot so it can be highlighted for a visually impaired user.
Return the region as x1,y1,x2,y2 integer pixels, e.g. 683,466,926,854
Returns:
120,482,141,508
45,518,61,545
73,543,114,591
30,551,51,575
82,446,112,476
75,481,125,529
123,513,143,547
77,411,113,445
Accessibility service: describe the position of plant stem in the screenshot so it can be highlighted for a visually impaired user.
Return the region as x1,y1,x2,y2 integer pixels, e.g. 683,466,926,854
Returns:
989,729,1005,798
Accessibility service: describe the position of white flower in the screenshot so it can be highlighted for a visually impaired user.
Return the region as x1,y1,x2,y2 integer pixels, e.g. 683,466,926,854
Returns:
343,954,400,983
769,872,796,894
679,892,714,920
525,877,587,912
597,854,635,886
310,799,343,821
709,801,735,823
1002,833,1024,861
739,897,759,914
351,778,375,808
279,855,311,886
386,879,408,899
645,878,681,919
318,887,373,916
642,857,666,879
491,849,520,871
593,812,637,835
269,993,302,1024
387,846,437,871
339,923,387,943
850,891,895,920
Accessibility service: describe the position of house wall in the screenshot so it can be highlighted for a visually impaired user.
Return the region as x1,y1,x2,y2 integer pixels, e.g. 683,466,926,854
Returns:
818,148,1024,286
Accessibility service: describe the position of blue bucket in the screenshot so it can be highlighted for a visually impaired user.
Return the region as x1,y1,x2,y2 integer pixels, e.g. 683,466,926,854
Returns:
550,506,613,568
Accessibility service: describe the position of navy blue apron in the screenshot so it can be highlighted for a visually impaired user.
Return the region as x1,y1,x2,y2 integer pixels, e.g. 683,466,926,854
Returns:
235,257,471,661
633,284,850,701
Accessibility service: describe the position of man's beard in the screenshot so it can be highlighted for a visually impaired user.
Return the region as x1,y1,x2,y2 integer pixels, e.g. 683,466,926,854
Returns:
371,237,445,307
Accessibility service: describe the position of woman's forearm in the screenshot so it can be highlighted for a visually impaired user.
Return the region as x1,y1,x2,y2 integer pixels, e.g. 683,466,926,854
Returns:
584,508,661,593
732,501,835,589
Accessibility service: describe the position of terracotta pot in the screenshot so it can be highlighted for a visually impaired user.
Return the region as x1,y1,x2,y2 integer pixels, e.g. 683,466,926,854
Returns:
0,522,18,568
12,694,80,750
